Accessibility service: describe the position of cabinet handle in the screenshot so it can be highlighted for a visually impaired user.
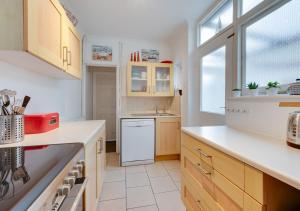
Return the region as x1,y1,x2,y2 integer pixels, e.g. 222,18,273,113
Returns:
63,46,68,64
197,163,211,175
196,148,212,158
98,138,104,154
67,50,72,66
196,200,205,210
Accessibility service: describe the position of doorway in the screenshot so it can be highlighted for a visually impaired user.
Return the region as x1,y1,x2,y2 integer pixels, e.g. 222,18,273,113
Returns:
89,66,117,152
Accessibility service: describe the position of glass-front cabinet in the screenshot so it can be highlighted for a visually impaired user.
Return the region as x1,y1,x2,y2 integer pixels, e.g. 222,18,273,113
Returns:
127,62,152,96
127,62,174,97
152,63,174,96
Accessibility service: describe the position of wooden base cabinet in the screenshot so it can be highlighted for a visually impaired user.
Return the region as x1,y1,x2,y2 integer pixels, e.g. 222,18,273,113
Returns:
156,117,181,159
181,132,300,211
0,0,82,79
84,126,106,211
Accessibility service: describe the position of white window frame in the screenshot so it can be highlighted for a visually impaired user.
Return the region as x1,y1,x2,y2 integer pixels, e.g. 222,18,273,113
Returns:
197,0,235,47
237,0,293,88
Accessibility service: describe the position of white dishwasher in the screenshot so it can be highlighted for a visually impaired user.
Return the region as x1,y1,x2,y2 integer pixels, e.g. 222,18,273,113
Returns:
121,119,155,166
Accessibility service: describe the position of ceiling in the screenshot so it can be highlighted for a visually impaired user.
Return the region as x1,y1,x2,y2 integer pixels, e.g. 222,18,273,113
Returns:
65,0,214,41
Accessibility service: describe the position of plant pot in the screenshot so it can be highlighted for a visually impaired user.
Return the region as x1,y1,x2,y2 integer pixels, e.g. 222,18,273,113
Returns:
248,89,259,96
232,90,241,97
266,87,279,96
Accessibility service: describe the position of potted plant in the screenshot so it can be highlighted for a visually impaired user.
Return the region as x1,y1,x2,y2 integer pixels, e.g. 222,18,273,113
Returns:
266,81,280,96
247,82,259,96
232,88,241,97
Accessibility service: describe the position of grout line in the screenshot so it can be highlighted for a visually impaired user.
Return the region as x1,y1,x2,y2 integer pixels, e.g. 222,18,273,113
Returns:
99,197,126,203
127,204,159,211
146,165,160,211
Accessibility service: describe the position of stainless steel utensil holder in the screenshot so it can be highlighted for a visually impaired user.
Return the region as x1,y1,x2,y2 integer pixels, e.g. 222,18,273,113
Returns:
0,115,24,144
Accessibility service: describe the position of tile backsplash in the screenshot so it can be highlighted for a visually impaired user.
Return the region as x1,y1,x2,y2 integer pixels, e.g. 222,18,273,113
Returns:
122,97,178,114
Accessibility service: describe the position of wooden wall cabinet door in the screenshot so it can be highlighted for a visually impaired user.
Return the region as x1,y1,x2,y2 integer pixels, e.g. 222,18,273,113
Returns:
127,62,152,96
25,0,65,69
63,19,82,79
84,137,98,211
156,117,181,156
96,132,106,200
152,63,174,96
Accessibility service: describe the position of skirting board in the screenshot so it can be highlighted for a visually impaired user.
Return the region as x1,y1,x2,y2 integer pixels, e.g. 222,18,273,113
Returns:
155,154,180,161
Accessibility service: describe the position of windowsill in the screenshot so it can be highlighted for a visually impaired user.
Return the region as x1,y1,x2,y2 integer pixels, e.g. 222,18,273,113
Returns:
227,94,300,101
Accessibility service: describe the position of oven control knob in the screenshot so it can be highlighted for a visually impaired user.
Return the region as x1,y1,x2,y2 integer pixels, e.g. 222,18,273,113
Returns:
57,184,71,196
74,164,84,173
77,160,85,166
68,169,80,178
63,176,76,187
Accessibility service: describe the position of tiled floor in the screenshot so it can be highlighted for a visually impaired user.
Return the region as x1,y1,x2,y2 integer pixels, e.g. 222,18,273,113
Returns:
98,153,186,211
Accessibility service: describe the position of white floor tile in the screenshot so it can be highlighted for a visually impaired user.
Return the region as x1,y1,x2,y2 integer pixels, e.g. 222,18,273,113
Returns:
175,182,181,191
162,160,181,170
104,168,125,182
98,198,126,211
155,191,186,211
150,176,177,193
126,165,146,174
168,168,181,182
100,181,126,201
127,205,159,211
146,165,168,178
127,186,156,209
126,172,150,188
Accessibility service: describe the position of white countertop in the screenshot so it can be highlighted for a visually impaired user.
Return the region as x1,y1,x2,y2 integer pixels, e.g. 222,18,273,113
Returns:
121,113,181,119
0,120,105,148
182,126,300,190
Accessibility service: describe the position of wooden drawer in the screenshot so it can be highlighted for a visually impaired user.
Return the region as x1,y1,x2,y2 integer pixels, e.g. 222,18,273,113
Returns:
182,147,244,210
245,164,264,204
182,174,224,211
182,132,244,189
244,193,266,211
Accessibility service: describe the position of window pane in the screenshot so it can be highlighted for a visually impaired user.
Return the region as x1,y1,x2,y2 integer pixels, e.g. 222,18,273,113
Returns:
245,0,300,86
201,46,226,114
200,0,233,44
242,0,263,15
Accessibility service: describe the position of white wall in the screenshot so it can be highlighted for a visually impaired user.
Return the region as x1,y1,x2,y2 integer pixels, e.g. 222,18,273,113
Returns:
83,35,173,115
0,61,82,121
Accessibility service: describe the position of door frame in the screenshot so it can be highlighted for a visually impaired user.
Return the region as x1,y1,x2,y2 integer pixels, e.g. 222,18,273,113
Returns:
197,27,234,123
89,64,121,153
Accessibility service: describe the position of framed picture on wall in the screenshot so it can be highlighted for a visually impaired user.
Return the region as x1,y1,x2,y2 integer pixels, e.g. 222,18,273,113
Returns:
92,45,113,61
141,49,159,62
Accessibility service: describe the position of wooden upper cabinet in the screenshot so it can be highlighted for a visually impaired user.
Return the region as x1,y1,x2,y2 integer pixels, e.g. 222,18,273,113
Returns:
25,0,64,69
0,0,81,79
63,19,82,79
152,63,174,97
127,62,174,97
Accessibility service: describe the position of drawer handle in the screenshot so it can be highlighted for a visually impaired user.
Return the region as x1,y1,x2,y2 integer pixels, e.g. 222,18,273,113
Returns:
196,199,205,210
197,148,212,158
197,163,211,175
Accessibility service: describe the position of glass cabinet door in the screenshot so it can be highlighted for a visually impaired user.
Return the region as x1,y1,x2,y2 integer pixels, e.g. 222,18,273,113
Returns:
152,64,174,96
128,63,151,96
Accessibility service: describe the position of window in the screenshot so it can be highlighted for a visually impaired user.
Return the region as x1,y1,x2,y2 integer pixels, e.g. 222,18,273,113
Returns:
200,0,233,45
243,0,300,86
241,0,263,15
201,46,226,114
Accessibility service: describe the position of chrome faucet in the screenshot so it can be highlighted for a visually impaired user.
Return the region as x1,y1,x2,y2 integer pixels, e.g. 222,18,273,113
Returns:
155,106,159,114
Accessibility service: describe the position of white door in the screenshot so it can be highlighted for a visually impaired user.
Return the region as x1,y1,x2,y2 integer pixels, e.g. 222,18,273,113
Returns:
198,30,234,125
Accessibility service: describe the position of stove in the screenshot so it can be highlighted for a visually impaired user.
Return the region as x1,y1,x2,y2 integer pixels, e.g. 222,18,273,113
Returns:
0,143,84,211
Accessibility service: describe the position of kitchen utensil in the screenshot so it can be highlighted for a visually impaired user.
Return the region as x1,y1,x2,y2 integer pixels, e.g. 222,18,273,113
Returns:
17,96,31,115
0,115,24,145
24,113,59,134
287,79,300,95
2,95,10,115
287,111,300,148
0,148,11,199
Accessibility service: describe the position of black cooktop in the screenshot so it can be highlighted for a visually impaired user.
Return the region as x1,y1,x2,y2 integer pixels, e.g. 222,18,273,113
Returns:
0,143,83,211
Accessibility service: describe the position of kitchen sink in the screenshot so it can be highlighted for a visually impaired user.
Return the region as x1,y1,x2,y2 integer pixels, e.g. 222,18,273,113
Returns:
130,113,176,117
